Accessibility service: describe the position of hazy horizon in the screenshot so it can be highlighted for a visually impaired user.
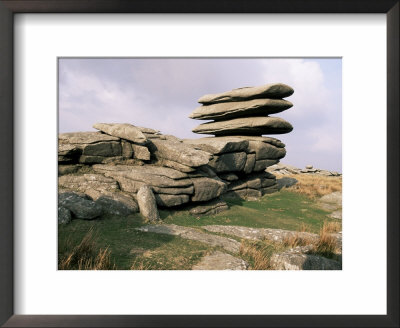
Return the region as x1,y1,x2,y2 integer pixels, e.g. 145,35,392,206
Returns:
59,58,342,172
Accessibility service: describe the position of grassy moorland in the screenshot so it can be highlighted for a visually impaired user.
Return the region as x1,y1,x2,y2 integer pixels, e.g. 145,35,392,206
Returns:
58,175,342,270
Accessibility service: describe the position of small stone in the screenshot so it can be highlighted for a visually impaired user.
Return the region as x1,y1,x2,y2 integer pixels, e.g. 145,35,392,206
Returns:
306,165,313,169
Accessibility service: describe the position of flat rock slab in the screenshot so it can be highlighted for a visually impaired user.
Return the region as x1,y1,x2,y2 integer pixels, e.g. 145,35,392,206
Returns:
235,136,285,148
148,139,213,167
183,137,249,155
93,123,147,145
59,131,119,144
192,117,293,136
136,224,240,253
192,251,248,270
202,225,319,244
190,98,292,121
198,83,294,104
58,173,119,194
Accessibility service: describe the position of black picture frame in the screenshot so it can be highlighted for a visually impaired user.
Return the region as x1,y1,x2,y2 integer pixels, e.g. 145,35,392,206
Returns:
0,1,398,327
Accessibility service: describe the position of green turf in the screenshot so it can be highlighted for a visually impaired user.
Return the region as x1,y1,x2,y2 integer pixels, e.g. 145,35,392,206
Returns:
162,190,339,233
58,214,212,270
58,190,341,270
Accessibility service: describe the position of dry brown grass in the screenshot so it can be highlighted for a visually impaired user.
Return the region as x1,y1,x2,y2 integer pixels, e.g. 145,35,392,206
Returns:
282,221,341,258
314,222,341,256
239,240,285,270
130,258,153,270
59,228,116,270
280,174,342,199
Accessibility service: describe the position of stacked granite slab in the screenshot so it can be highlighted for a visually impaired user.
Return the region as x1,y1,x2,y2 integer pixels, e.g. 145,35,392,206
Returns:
187,83,294,199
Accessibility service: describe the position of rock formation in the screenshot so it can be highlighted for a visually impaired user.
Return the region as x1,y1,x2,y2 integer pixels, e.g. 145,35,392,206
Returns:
58,83,294,223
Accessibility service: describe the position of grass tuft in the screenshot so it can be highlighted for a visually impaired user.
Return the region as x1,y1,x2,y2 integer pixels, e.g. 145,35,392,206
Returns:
240,240,285,270
59,228,116,270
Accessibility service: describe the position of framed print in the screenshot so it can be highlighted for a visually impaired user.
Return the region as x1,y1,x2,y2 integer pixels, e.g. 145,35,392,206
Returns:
0,1,398,327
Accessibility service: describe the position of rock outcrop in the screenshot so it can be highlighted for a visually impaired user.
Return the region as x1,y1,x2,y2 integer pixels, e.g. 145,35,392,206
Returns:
58,83,295,224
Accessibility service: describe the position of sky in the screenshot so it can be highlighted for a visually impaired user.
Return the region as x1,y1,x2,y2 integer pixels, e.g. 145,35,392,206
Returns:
58,58,342,172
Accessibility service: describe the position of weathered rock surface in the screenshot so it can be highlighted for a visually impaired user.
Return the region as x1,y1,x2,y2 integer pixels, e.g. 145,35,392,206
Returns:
58,192,103,220
219,172,239,181
208,152,247,173
154,194,190,207
82,141,122,157
235,135,285,147
317,191,342,218
247,141,286,160
58,164,82,176
154,158,196,173
58,174,119,194
137,185,160,222
192,117,293,136
267,163,342,177
183,137,248,155
136,224,241,253
224,188,262,200
93,123,147,145
270,248,342,270
189,198,229,216
190,98,293,120
131,144,151,161
192,251,248,270
58,206,72,224
253,159,279,172
95,192,138,216
198,83,294,104
276,177,298,190
202,225,319,244
59,131,119,144
243,153,256,174
191,177,227,202
148,139,213,167
121,140,134,159
93,165,192,190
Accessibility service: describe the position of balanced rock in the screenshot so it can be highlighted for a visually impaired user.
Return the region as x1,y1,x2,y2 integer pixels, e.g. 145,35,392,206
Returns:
192,117,293,136
93,123,147,145
190,98,292,121
137,185,160,222
198,83,294,104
